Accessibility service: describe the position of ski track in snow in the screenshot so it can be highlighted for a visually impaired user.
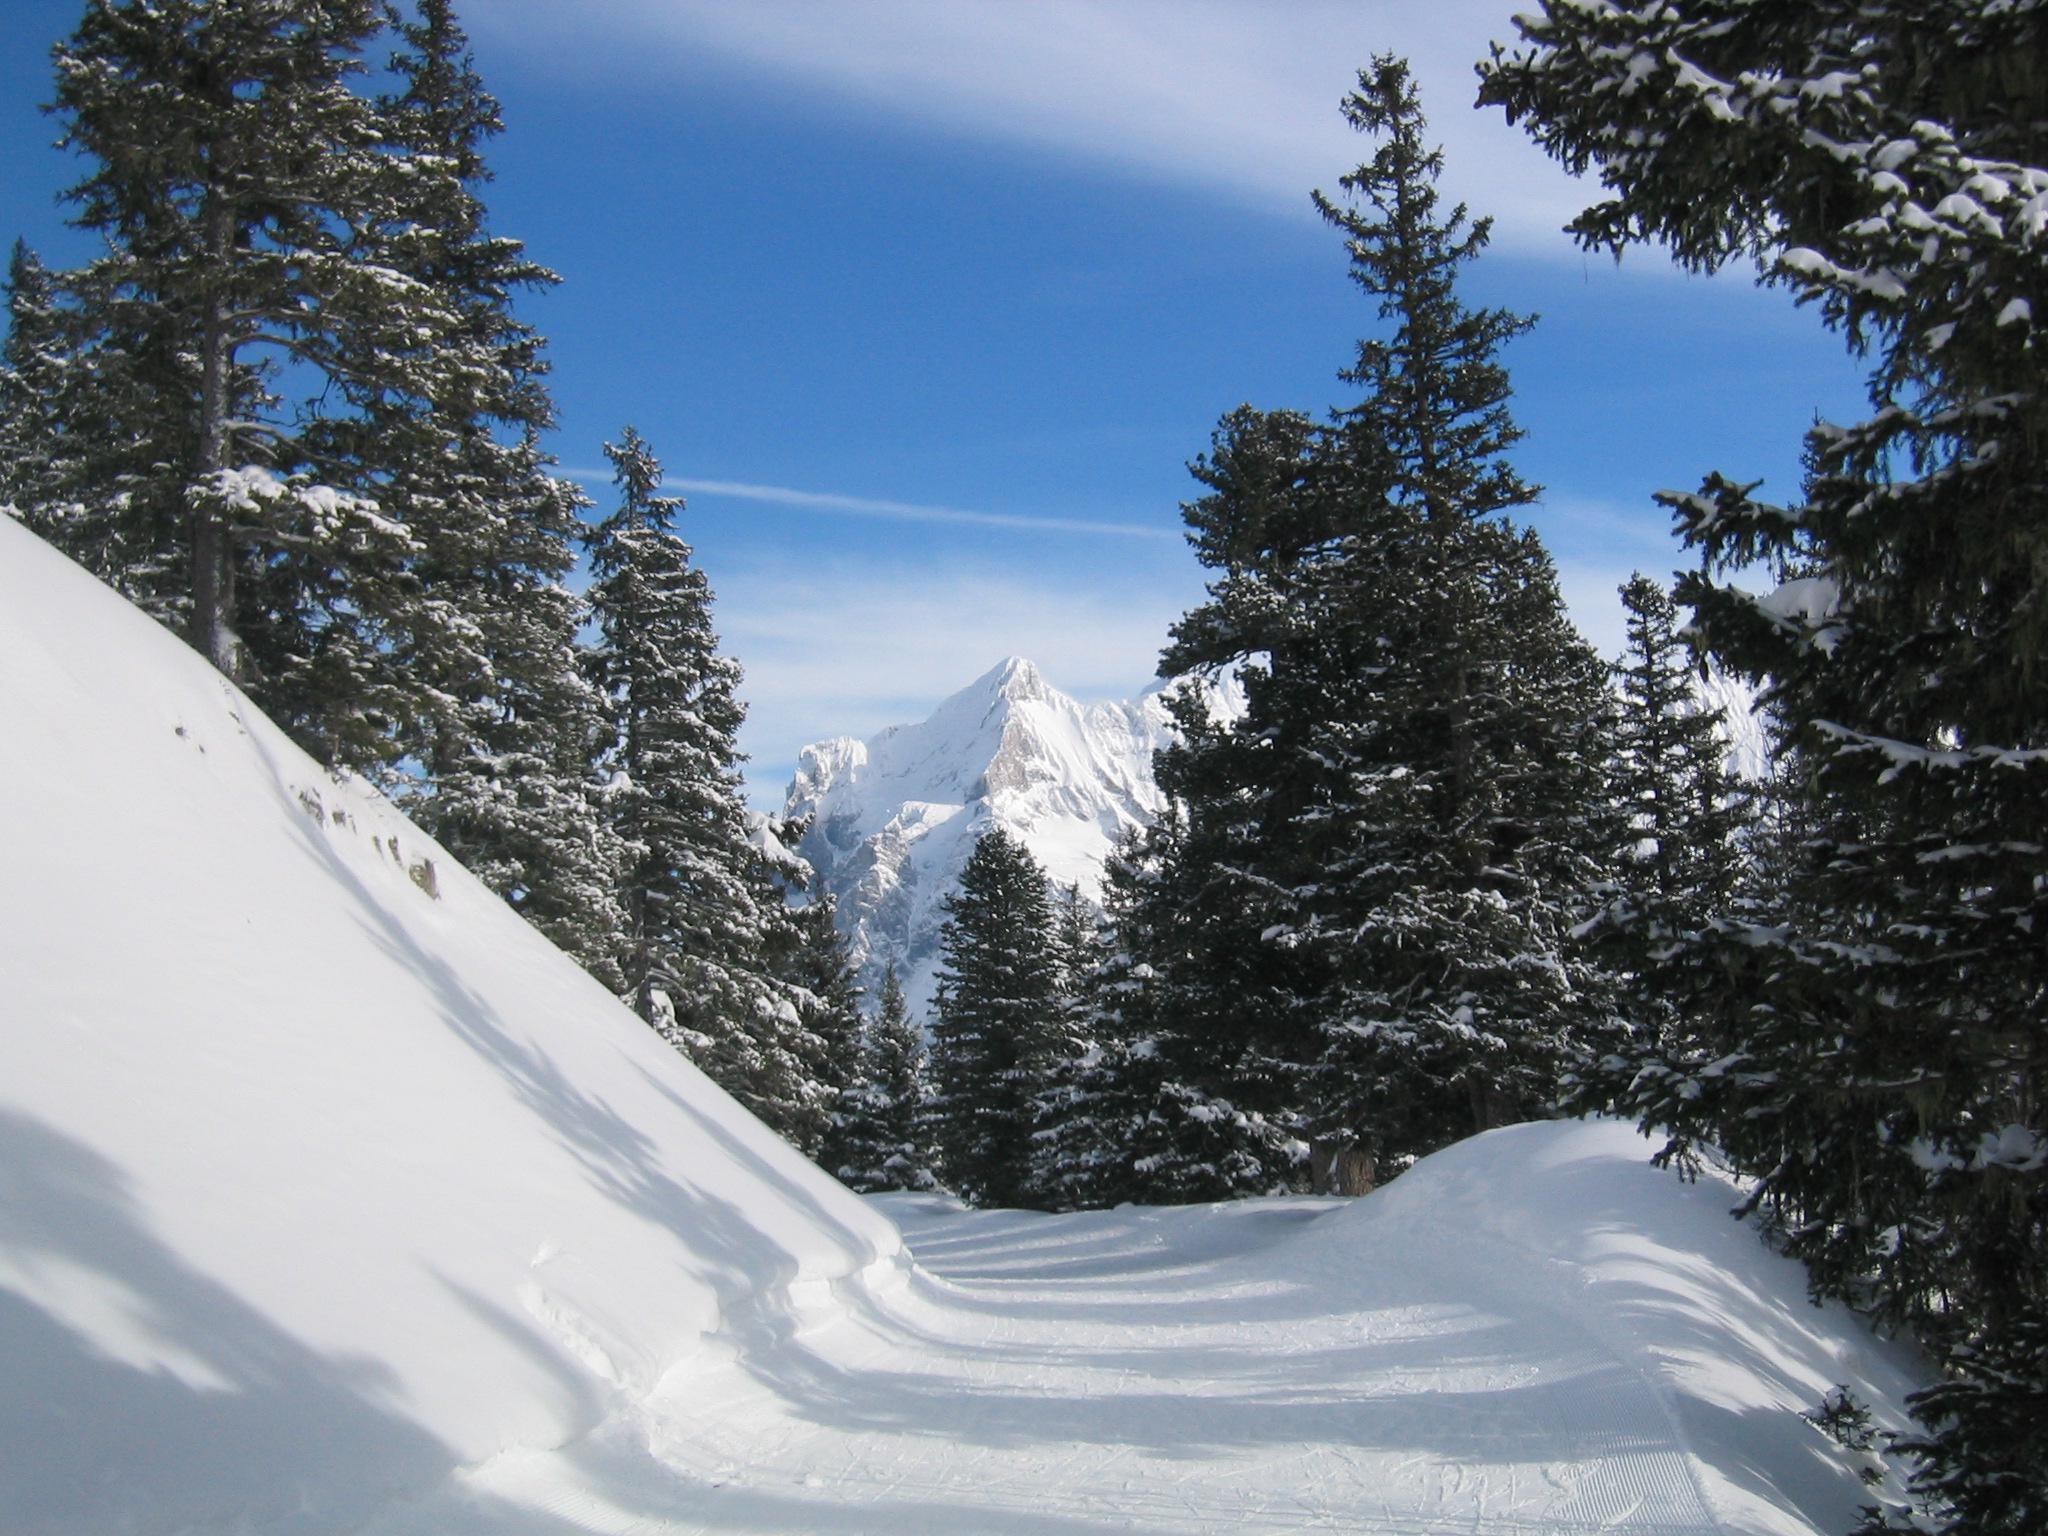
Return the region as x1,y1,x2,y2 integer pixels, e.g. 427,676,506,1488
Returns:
369,1176,1839,1536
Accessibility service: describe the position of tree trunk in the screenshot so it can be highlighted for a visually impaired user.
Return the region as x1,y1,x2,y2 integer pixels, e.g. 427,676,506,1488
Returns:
1309,1139,1377,1196
188,190,238,678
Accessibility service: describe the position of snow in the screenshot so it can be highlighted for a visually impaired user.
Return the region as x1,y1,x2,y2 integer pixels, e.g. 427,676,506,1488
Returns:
784,658,1242,1016
0,517,899,1534
2,516,1929,1534
368,1120,1927,1536
1749,574,1847,653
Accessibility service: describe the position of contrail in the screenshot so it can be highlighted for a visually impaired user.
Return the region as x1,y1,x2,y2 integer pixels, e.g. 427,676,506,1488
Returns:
562,470,1175,541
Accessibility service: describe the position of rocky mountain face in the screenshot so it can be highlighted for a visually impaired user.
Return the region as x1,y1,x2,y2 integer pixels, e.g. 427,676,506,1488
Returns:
782,658,1239,1019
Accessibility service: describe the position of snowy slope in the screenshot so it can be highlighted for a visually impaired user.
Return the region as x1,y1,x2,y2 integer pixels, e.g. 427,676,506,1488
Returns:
1700,666,1772,780
372,1119,1929,1536
0,516,902,1536
783,658,1240,1014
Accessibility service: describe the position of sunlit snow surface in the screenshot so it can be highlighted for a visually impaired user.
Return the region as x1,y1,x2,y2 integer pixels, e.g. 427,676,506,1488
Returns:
384,1124,1927,1536
0,517,1925,1535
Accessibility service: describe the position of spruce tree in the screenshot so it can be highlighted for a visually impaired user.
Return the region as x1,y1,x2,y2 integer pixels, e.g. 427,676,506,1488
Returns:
1573,573,1752,1104
833,966,939,1193
283,0,590,780
1606,574,1750,944
1142,58,1622,1192
790,888,867,1166
1484,7,2048,1527
0,244,86,560
584,428,827,1137
925,828,1063,1208
354,0,624,964
1034,822,1301,1208
47,0,444,688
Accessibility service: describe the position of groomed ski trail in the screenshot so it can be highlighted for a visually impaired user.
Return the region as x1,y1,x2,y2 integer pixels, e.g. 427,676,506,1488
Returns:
369,1120,1922,1536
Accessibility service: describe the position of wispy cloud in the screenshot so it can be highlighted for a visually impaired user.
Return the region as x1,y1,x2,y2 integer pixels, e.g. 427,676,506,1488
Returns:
477,0,1591,257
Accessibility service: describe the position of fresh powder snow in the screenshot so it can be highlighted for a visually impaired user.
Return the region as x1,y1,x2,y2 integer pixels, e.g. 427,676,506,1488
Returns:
1,516,1928,1534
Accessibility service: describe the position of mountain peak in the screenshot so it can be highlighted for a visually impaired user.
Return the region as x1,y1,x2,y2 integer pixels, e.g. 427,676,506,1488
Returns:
964,655,1048,706
784,659,1202,1015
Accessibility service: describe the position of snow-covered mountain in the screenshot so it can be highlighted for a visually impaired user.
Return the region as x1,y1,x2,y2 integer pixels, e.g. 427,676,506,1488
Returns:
1701,666,1773,780
783,658,1239,1016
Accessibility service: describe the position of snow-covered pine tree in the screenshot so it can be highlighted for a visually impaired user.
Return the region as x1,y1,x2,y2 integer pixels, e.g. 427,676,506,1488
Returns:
351,0,626,970
1145,58,1621,1192
584,428,828,1138
1483,7,2048,1527
789,888,868,1167
0,244,91,562
1571,574,1753,1107
832,965,939,1193
1607,574,1751,940
47,0,443,695
925,828,1065,1208
1034,821,1301,1209
1029,878,1113,1210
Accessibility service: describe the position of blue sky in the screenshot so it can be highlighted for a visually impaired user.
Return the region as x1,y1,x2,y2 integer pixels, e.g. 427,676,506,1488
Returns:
1,1,1868,807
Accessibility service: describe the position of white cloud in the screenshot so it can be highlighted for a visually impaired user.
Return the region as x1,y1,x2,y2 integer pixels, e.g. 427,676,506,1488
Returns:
482,0,1591,256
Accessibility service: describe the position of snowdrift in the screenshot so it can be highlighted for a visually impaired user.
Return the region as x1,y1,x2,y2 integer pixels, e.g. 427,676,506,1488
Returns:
1304,1118,1931,1534
0,516,902,1535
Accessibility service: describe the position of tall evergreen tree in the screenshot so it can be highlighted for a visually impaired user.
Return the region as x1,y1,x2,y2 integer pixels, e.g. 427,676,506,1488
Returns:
1573,573,1752,1100
47,0,445,689
789,887,867,1166
925,828,1064,1208
1605,574,1750,944
356,0,624,964
1034,821,1302,1209
1484,7,2048,1527
584,428,827,1137
1141,58,1622,1192
0,244,86,559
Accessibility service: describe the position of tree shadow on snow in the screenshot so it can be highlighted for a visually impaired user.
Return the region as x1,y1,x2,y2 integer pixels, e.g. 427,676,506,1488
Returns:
0,1107,455,1536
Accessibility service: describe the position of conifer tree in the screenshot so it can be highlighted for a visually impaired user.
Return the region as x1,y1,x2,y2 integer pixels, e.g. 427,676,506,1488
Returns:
1141,58,1622,1192
1606,574,1750,938
833,966,939,1193
283,0,590,780
926,828,1063,1208
790,888,867,1166
0,244,85,559
584,428,827,1136
47,0,446,688
1484,7,2048,1526
1572,573,1752,1096
350,0,625,963
1034,822,1301,1208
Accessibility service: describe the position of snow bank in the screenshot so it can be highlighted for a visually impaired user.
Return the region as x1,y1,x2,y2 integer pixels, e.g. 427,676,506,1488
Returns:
1317,1118,1929,1536
0,517,901,1536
